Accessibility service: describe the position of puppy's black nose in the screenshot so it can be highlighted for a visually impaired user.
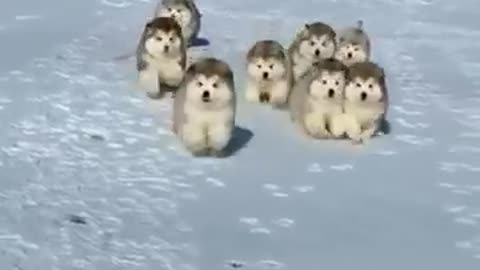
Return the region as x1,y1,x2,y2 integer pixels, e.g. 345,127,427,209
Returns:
360,91,367,101
202,90,210,100
347,52,353,58
315,49,320,56
262,72,269,79
328,89,335,98
164,45,170,52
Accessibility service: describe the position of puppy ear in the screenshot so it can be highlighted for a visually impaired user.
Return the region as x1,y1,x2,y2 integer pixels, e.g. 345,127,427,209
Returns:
296,24,310,39
145,21,155,35
378,67,387,88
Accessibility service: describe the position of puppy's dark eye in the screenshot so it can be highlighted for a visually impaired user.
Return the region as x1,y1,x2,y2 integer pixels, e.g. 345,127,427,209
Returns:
212,83,218,88
335,81,339,85
322,80,327,85
177,9,182,13
257,64,262,68
169,37,174,41
356,83,362,87
321,41,327,47
156,37,163,41
310,41,315,46
197,82,203,87
269,64,274,69
354,47,359,51
368,84,373,89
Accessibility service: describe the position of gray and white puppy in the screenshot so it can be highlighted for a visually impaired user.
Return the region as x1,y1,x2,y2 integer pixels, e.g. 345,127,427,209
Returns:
136,17,187,99
289,58,348,139
173,57,236,157
330,61,388,144
245,40,293,107
288,22,337,82
155,0,201,47
334,20,371,67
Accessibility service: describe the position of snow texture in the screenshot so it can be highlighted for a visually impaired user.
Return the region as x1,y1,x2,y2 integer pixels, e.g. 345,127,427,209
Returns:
1,0,480,269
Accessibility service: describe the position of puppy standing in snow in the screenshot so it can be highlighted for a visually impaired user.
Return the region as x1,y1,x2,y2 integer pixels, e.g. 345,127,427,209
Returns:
173,57,236,157
330,61,389,144
289,58,348,139
136,17,187,99
288,22,337,82
155,0,201,47
244,40,293,107
334,20,371,67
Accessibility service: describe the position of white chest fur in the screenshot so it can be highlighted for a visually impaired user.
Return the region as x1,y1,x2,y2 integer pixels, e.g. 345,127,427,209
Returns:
184,104,233,129
145,54,184,87
307,98,343,116
344,102,384,126
292,52,312,80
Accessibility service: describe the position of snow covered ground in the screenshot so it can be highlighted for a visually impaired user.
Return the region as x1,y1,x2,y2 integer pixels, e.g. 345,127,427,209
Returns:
1,0,480,269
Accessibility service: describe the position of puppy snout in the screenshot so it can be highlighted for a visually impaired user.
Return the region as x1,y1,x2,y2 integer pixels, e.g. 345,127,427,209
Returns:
328,89,335,98
202,90,210,101
347,52,353,58
314,49,320,56
360,91,367,101
164,45,170,52
262,72,269,79
202,90,210,98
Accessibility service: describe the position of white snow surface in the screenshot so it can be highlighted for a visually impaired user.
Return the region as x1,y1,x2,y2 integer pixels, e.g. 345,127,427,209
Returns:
1,0,480,269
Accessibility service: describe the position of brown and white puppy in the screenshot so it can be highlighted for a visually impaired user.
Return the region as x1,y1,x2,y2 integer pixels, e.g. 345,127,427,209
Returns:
288,58,348,139
334,20,371,67
288,22,337,82
155,0,201,47
136,17,187,98
330,61,388,143
173,57,236,157
244,40,293,107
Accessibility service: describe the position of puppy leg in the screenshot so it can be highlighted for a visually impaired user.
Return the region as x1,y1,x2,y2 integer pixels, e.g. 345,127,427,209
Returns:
181,123,209,156
138,68,163,98
207,123,233,157
329,113,348,138
359,120,380,142
304,113,330,139
343,115,363,144
245,80,260,103
270,80,290,106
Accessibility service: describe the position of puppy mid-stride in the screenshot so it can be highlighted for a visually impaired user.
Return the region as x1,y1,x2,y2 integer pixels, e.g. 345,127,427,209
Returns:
155,0,201,47
172,57,236,157
334,20,371,67
244,40,293,107
136,16,187,99
329,61,389,144
288,21,337,82
289,58,348,139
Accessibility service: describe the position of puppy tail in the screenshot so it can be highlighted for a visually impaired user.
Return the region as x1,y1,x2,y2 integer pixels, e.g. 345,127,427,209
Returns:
379,118,391,135
357,20,364,29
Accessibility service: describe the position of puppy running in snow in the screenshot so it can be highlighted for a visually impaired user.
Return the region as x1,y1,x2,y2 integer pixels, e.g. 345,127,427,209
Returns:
289,58,348,139
136,17,187,99
155,0,201,47
288,22,337,82
245,40,293,107
334,20,371,67
172,57,236,157
330,61,389,144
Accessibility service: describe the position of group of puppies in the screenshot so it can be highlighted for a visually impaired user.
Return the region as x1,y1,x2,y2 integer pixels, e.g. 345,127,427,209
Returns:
135,0,389,157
